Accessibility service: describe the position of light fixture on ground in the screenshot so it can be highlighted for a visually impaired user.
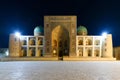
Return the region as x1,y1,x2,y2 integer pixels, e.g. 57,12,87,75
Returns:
5,50,9,56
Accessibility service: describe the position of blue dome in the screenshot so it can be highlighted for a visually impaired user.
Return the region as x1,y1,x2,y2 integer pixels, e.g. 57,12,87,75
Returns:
34,26,43,36
77,26,88,35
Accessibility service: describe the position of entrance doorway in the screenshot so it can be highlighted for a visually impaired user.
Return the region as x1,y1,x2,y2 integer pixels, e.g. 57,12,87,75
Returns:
58,50,63,60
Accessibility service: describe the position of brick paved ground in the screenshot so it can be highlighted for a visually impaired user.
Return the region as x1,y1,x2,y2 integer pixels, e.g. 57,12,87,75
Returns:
0,61,120,80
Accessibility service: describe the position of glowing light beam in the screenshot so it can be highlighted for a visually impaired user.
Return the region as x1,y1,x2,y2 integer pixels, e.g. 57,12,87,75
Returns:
15,32,21,37
102,32,107,38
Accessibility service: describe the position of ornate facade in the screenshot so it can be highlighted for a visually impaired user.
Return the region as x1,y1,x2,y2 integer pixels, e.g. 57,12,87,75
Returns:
9,16,115,60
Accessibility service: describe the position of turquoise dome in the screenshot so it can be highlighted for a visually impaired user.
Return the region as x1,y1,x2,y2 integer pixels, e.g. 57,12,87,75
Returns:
34,26,43,36
77,26,88,35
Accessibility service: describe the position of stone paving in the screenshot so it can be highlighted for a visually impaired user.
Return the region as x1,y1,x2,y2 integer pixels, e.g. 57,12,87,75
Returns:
0,61,120,80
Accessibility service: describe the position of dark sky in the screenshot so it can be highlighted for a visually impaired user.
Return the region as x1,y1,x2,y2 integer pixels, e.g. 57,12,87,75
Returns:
0,0,120,48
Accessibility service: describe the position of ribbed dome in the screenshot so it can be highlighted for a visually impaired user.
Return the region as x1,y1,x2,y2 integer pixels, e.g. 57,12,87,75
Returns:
77,26,88,35
34,26,43,36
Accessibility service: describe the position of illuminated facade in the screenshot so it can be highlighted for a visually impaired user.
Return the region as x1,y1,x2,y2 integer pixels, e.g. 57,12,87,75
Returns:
9,16,115,60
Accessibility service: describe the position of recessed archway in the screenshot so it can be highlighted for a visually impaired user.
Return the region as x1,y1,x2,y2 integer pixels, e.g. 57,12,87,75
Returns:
52,25,70,58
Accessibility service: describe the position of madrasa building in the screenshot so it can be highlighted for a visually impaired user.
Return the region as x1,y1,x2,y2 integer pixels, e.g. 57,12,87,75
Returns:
9,16,115,60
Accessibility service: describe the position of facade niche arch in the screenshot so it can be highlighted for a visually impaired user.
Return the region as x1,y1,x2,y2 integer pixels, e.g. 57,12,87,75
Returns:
86,39,92,45
78,40,83,45
94,49,100,57
87,49,92,57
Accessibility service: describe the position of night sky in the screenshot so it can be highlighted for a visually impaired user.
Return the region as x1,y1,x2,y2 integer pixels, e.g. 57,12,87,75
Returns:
0,0,120,48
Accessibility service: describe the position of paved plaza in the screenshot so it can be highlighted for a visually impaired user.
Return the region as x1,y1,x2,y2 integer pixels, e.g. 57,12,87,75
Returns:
0,61,120,80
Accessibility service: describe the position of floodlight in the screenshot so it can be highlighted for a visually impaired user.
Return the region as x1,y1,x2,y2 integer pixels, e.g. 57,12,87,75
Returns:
5,50,9,56
102,32,107,38
15,32,21,37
